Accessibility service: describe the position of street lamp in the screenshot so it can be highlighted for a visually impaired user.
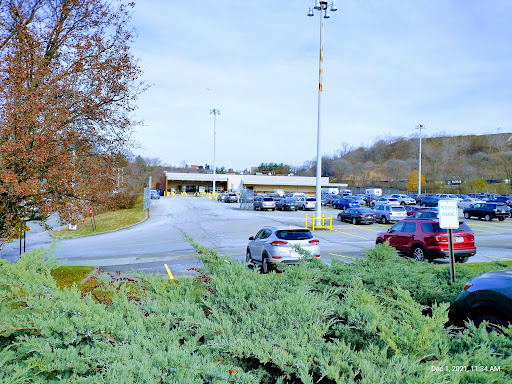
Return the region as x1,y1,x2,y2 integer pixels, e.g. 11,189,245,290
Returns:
308,1,337,224
416,124,425,195
210,109,220,195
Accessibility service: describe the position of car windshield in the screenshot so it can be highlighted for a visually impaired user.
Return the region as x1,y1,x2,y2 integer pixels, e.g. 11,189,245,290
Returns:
276,229,313,240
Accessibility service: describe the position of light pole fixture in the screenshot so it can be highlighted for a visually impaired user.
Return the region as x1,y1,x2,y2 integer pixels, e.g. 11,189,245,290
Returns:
210,109,220,194
308,1,337,224
416,124,425,195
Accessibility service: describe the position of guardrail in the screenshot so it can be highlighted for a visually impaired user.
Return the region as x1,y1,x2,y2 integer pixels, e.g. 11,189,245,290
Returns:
305,214,332,231
208,193,219,200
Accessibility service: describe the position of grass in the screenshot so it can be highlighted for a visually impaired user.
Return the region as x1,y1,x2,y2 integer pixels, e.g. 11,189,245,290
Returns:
51,196,147,239
51,266,95,288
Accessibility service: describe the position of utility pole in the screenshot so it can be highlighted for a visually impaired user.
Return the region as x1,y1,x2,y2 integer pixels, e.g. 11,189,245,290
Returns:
210,109,220,195
416,124,426,195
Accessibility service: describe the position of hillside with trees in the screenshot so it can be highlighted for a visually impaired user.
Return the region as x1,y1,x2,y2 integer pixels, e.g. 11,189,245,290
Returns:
295,133,512,193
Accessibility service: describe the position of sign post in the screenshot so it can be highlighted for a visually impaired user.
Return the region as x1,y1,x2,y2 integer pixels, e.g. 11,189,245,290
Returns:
438,200,459,283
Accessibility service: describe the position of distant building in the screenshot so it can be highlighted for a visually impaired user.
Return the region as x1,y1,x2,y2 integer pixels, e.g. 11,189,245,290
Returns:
163,172,346,194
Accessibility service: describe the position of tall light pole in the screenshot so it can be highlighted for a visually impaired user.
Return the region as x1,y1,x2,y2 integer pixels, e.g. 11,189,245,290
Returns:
308,0,337,224
416,124,425,195
210,109,220,194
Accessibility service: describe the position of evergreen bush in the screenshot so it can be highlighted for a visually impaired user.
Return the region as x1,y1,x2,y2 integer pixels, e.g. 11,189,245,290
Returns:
1,243,511,383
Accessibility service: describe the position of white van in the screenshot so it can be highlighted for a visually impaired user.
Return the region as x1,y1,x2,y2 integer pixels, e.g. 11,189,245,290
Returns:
341,189,352,196
365,188,382,196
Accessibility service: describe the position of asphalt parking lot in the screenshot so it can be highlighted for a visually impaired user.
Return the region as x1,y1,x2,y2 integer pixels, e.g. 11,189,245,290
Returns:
2,196,511,277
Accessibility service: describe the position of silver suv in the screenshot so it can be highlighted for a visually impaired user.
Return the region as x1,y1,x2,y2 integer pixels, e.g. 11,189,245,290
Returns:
374,204,407,224
297,197,316,210
389,194,416,205
253,196,276,211
246,226,321,273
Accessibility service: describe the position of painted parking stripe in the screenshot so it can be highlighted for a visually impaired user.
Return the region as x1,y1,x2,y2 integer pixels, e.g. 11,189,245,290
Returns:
331,228,370,240
335,222,380,232
329,253,358,260
478,255,512,260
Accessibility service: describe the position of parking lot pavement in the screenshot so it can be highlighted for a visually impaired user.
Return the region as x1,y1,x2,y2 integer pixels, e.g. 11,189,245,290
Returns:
2,197,511,276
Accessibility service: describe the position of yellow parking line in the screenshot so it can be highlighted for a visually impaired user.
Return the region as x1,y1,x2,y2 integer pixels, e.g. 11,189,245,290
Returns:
331,228,369,240
329,253,358,260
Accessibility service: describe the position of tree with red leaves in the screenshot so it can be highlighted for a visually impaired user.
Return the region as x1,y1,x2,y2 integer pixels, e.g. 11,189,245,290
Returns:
0,0,144,245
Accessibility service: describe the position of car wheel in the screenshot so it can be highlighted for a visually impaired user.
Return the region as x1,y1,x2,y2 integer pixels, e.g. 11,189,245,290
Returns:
474,313,509,334
261,255,271,274
246,249,252,263
498,217,504,221
400,201,405,205
376,239,384,245
272,208,275,211
352,218,357,225
455,256,469,263
464,212,470,219
412,246,426,262
337,214,342,222
484,214,491,221
381,216,388,224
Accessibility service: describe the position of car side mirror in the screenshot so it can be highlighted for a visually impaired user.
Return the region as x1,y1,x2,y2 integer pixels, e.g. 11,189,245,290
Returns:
387,228,393,233
249,236,254,240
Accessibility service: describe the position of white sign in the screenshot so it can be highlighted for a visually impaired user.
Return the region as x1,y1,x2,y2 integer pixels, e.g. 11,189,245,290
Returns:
438,200,459,229
68,224,77,230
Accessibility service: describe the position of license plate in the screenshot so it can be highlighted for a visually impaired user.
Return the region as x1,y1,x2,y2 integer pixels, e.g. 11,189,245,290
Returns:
455,237,464,243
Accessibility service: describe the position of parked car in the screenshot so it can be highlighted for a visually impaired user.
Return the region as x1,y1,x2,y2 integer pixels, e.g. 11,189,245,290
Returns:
150,190,160,199
246,226,321,273
458,198,485,209
337,208,376,225
375,218,476,263
225,193,238,203
373,204,407,224
370,197,400,208
450,269,512,333
418,196,442,207
253,196,276,211
275,198,298,211
346,195,366,207
325,194,342,206
404,205,428,216
435,193,460,201
463,203,509,221
297,197,316,210
488,196,512,207
389,194,416,205
217,193,228,202
412,208,439,219
333,197,360,210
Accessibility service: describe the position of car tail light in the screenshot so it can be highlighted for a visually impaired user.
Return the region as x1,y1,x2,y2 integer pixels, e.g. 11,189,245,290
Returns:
463,283,473,291
270,241,288,246
271,256,282,259
314,254,321,258
435,236,448,242
308,239,319,245
359,215,364,218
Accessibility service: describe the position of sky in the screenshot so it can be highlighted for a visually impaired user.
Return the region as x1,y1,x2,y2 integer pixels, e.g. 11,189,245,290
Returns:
128,0,512,171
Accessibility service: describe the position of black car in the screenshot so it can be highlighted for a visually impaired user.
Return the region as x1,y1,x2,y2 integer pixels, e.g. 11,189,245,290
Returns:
463,203,509,221
419,196,441,207
275,198,298,211
412,208,438,219
450,269,512,332
337,208,376,225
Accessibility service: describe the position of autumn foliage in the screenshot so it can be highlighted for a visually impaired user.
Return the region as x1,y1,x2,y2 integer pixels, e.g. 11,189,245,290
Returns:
0,0,144,245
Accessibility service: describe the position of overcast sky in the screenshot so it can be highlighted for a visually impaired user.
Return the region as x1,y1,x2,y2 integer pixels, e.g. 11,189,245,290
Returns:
129,0,512,171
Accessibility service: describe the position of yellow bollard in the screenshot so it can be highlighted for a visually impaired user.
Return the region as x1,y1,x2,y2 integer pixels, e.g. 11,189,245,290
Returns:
164,264,174,280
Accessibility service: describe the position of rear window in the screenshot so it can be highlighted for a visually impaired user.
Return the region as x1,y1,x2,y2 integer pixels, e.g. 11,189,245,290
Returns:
421,222,472,233
276,230,313,240
263,197,274,201
306,198,316,201
391,206,406,212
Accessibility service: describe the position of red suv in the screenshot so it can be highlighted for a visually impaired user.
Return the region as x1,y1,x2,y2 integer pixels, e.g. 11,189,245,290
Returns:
375,218,476,263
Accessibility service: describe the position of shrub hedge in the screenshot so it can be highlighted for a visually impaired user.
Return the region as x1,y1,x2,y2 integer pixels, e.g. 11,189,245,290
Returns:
1,243,511,383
